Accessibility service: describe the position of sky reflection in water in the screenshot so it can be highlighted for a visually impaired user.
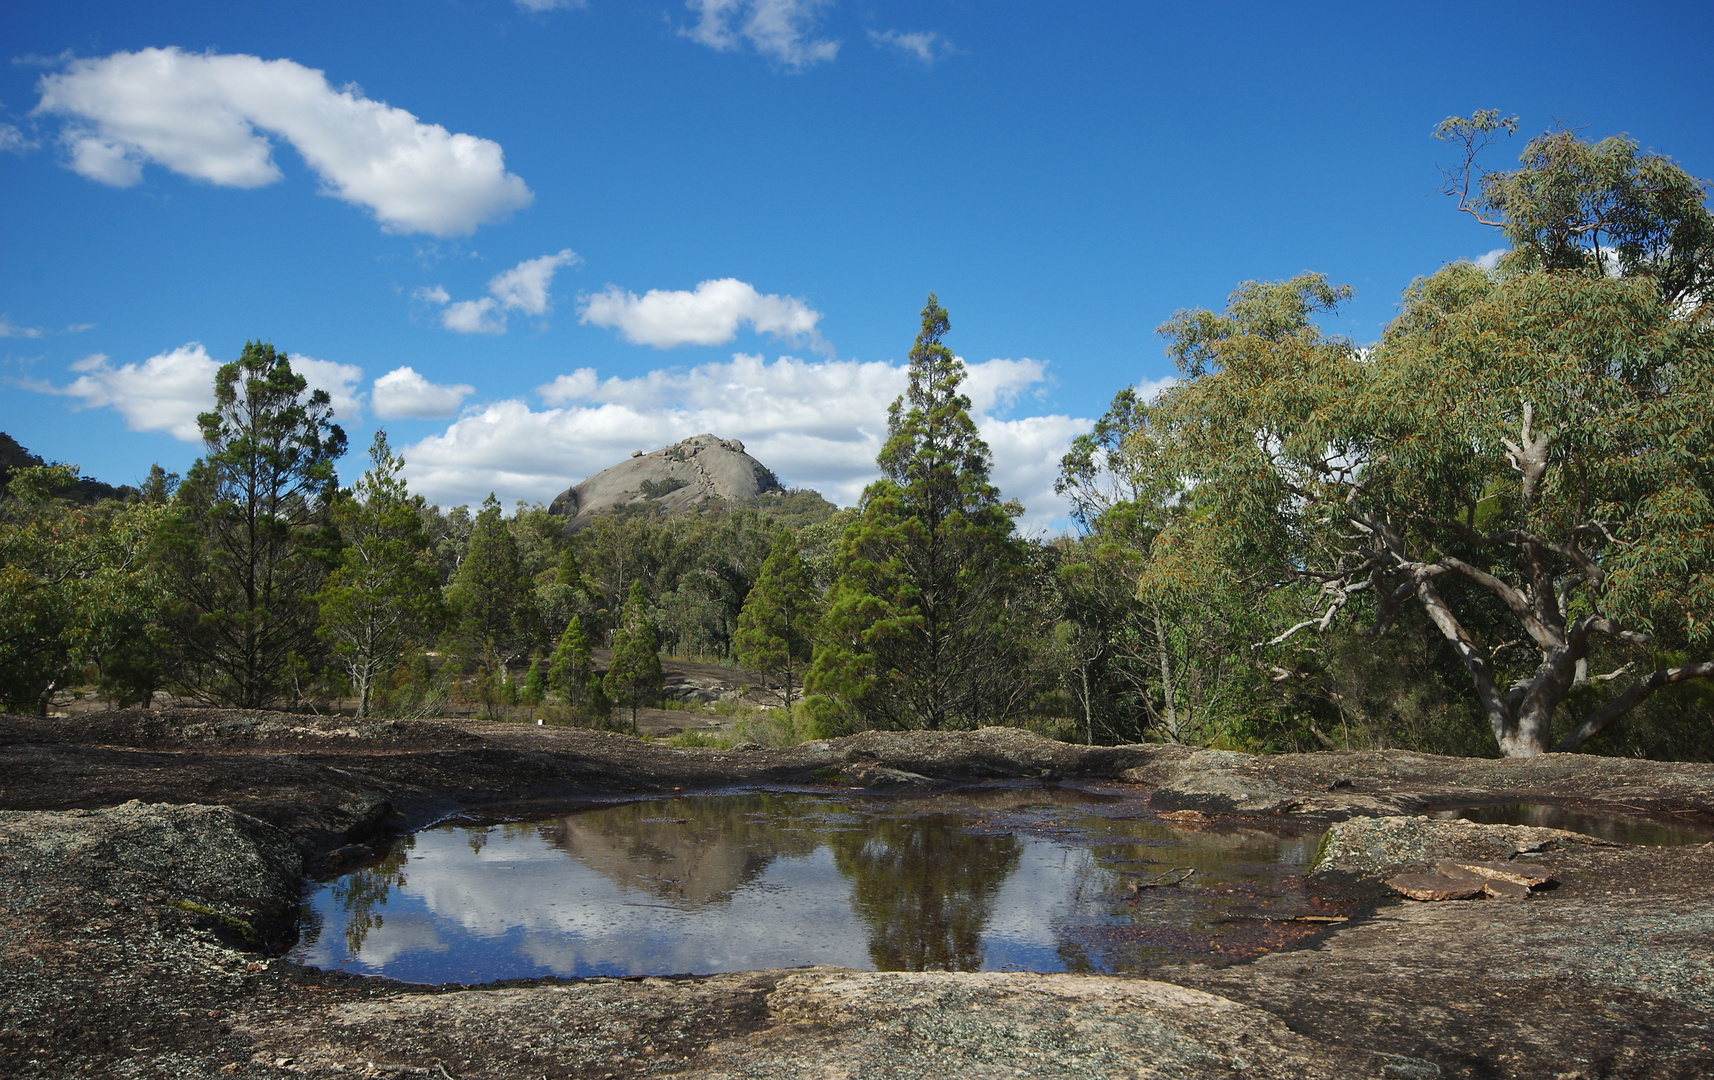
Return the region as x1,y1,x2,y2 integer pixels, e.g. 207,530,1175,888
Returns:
292,788,1333,985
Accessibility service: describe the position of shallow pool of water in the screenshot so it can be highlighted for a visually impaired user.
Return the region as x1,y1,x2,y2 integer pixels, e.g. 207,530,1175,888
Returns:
1432,802,1711,846
291,786,1346,984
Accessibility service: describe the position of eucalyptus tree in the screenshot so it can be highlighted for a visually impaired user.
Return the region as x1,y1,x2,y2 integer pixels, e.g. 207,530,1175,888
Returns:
0,466,168,712
1147,236,1713,755
167,342,345,707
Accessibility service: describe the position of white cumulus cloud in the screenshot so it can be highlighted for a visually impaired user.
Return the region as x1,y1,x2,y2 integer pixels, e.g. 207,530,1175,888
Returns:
1474,248,1507,272
423,249,579,335
33,48,532,235
51,344,220,441
292,355,366,422
867,29,954,66
403,352,1089,532
682,0,840,70
373,366,475,420
35,343,363,441
579,278,828,351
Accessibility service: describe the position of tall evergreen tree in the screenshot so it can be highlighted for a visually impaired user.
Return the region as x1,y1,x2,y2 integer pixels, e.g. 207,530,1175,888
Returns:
166,342,346,707
805,294,1033,731
547,614,609,721
734,530,819,706
604,581,663,731
316,432,443,717
445,495,537,700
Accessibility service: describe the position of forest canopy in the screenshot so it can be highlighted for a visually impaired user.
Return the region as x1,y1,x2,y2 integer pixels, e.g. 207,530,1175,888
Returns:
2,113,1709,761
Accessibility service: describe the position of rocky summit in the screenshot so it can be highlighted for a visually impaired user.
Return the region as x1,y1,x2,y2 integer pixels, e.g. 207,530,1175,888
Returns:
547,433,784,531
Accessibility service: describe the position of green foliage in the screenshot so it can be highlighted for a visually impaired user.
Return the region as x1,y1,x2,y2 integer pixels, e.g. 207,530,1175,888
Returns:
638,477,689,500
1145,190,1714,755
569,503,785,659
315,432,444,717
521,658,547,705
744,488,840,529
1437,111,1714,310
734,530,819,705
0,466,170,712
547,615,610,722
604,582,664,730
805,294,1037,731
445,495,538,707
164,342,346,708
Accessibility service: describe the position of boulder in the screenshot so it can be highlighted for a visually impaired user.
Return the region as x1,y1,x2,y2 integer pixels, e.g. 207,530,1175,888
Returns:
548,433,785,531
1312,814,1605,885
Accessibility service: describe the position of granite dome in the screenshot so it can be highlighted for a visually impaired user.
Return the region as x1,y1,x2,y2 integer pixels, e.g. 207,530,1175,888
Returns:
547,433,784,531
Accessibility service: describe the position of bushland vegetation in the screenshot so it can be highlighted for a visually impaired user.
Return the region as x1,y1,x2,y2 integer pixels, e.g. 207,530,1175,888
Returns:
3,115,1710,759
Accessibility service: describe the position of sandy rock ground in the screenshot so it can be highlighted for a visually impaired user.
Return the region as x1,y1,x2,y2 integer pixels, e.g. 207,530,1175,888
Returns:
2,710,1713,1078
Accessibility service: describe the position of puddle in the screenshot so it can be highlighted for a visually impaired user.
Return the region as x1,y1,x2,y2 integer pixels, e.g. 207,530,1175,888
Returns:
1432,803,1712,846
291,787,1349,984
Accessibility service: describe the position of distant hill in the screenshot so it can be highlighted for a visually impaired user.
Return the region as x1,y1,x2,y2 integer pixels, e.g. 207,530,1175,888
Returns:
0,433,136,504
547,433,833,531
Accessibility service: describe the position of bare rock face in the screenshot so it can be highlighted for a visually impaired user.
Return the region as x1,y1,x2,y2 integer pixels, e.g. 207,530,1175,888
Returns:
1310,814,1608,885
548,434,784,531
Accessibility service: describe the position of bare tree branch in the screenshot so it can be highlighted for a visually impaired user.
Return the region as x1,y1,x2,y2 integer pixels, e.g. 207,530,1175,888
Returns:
1555,661,1714,751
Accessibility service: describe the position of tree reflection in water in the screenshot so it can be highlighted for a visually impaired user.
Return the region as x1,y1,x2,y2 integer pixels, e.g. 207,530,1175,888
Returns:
327,836,414,956
829,814,1021,971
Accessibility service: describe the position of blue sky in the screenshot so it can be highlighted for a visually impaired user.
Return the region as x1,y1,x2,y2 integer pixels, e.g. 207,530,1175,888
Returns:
3,1,1711,530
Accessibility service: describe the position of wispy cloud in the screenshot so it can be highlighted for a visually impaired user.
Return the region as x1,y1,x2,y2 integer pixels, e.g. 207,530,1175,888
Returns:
0,123,35,153
514,0,586,10
0,315,45,339
33,48,532,236
420,249,580,334
579,278,828,352
867,28,955,67
681,0,839,70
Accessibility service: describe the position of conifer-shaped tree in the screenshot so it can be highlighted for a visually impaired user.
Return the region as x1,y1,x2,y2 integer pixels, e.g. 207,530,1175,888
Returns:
547,614,609,721
166,342,346,707
445,495,536,707
522,657,547,706
604,581,663,732
734,530,819,706
316,431,444,717
805,294,1031,731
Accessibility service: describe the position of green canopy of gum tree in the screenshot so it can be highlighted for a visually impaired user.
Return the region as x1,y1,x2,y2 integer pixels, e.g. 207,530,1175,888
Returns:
1144,254,1712,756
